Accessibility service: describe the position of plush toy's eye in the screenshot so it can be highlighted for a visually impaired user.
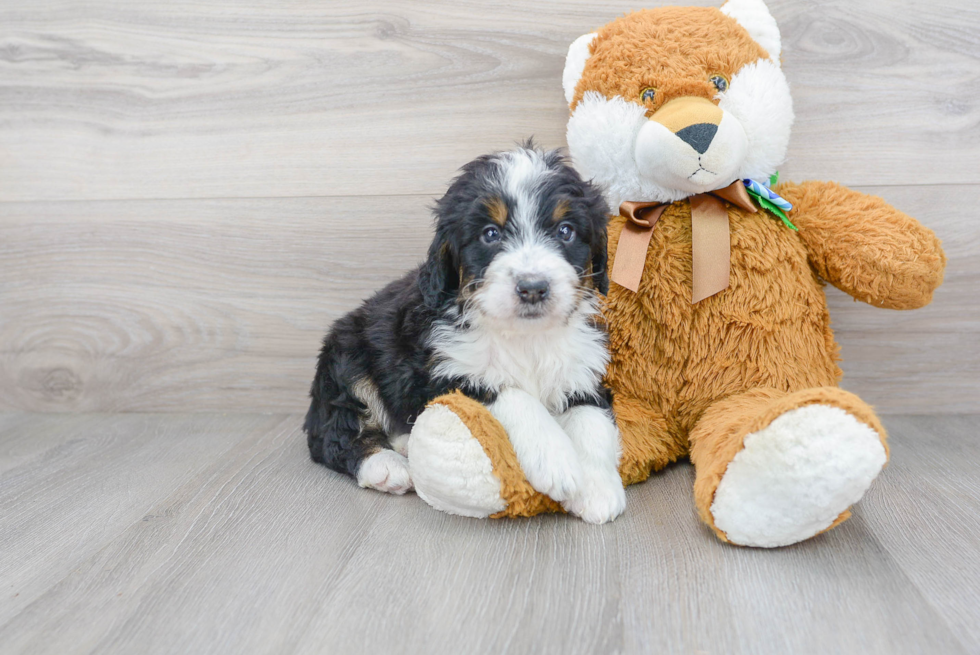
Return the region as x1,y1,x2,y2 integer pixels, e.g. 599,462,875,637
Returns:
710,75,729,93
557,223,576,243
481,225,501,244
640,87,657,103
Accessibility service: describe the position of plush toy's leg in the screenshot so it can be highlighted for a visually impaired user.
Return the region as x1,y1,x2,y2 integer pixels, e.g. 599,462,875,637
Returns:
408,391,562,519
613,395,681,486
689,387,889,548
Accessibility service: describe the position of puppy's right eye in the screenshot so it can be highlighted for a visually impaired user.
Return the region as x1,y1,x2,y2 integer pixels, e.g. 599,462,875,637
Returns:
481,226,501,244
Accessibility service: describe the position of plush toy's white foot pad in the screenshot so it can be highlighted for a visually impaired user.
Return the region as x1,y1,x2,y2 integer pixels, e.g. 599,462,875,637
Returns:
710,404,887,548
357,450,413,495
408,405,507,518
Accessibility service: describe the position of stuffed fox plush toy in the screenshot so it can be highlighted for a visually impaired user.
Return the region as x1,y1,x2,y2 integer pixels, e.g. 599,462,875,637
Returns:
407,0,946,547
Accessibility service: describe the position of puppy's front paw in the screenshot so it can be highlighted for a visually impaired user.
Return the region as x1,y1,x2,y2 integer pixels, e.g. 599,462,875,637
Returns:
356,450,413,495
523,446,583,503
564,470,626,524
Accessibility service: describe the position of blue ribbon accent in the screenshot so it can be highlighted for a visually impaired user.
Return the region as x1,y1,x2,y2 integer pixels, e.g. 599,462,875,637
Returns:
743,178,792,212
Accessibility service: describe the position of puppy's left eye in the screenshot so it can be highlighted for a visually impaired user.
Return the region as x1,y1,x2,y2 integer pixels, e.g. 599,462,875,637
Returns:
481,226,501,244
558,224,576,243
710,75,729,93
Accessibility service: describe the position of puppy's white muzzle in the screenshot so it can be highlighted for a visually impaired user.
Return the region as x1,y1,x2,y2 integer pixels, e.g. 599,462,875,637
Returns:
475,241,580,330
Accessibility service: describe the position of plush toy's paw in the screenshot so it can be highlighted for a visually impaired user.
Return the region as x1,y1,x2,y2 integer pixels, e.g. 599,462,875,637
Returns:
408,403,507,518
563,468,626,524
710,404,887,548
357,450,414,495
409,392,563,519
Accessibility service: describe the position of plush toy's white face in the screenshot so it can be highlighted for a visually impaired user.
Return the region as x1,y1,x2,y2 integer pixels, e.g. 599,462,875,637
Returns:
562,0,794,209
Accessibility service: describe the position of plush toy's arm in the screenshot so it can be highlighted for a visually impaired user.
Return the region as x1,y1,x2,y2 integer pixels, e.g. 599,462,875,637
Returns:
409,391,562,519
776,180,946,309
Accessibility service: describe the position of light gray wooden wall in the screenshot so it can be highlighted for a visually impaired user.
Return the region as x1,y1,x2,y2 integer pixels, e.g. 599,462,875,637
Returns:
1,0,977,414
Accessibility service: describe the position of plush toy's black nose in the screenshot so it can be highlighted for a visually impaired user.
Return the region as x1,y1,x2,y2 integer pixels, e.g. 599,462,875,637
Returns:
675,122,718,154
515,278,550,304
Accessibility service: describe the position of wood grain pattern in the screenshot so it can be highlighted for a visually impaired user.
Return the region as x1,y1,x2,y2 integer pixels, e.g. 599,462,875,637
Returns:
1,412,977,654
0,413,288,626
0,413,109,474
1,1,976,651
615,465,967,654
0,195,432,413
1,184,975,414
2,0,977,413
858,415,980,650
0,0,978,202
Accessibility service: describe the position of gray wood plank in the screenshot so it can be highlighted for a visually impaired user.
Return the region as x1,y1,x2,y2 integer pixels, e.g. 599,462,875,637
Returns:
617,466,969,655
2,413,976,655
1,185,975,414
0,415,416,655
858,415,980,651
0,413,112,475
0,413,288,626
291,503,624,655
0,0,978,202
0,195,433,413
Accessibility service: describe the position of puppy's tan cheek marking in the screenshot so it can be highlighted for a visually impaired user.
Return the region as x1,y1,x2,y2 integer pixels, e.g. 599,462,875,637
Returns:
486,197,508,226
457,269,479,302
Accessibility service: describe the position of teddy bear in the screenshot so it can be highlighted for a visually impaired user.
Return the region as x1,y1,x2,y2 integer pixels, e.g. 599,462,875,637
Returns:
406,0,946,547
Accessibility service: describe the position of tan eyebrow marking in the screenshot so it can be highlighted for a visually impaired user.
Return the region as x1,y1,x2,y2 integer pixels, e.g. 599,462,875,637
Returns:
552,199,570,222
485,197,508,226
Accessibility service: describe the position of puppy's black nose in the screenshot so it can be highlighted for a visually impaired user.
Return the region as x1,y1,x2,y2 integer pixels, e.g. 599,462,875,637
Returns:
515,278,550,304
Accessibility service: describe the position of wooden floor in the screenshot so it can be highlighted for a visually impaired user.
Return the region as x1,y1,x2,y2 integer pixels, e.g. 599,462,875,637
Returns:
1,412,978,655
2,1,979,653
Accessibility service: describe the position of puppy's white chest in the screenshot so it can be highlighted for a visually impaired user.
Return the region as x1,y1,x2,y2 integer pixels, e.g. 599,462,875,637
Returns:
430,316,608,412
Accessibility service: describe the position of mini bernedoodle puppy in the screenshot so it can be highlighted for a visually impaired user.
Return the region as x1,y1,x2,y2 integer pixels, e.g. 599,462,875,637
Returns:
304,143,627,523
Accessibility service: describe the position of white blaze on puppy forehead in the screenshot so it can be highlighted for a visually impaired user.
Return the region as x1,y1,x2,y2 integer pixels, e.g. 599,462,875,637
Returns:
496,148,554,236
462,149,582,330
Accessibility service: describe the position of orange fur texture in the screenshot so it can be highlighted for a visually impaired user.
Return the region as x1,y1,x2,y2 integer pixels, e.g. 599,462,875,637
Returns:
570,7,767,112
428,392,563,518
419,4,945,542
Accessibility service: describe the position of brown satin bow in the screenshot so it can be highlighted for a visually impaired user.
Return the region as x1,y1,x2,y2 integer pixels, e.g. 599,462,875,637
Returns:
609,180,758,303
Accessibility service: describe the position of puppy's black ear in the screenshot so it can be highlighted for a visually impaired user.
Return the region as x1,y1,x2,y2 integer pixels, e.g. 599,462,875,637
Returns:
418,235,459,309
591,225,609,296
584,181,611,296
421,158,488,309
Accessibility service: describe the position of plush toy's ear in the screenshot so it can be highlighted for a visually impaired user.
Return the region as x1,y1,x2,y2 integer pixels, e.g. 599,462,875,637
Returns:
562,32,598,105
721,0,781,62
418,238,459,309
